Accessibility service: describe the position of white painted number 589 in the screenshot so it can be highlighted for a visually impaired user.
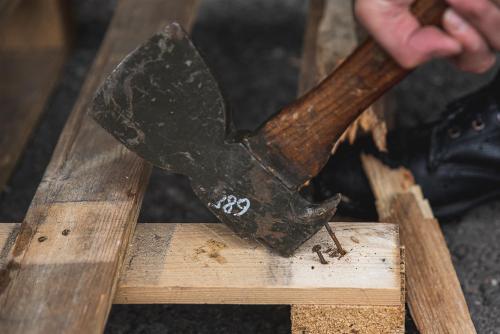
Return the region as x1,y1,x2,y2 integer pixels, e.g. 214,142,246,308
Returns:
211,195,250,217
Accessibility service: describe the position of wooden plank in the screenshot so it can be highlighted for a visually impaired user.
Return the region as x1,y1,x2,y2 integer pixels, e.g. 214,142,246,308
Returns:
0,0,70,191
291,1,403,333
116,222,401,305
361,155,476,333
0,222,401,305
0,1,200,333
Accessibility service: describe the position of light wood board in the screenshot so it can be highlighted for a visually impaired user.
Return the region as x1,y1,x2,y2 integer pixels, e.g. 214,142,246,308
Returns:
0,222,401,306
362,155,476,333
117,222,401,305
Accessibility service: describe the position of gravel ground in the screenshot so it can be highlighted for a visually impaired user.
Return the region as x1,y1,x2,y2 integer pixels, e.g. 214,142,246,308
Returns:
1,1,499,333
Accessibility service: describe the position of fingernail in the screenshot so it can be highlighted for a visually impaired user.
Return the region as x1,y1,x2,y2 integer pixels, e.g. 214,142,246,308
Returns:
444,9,467,32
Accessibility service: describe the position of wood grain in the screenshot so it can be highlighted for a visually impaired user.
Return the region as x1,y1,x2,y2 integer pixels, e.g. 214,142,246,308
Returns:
0,1,199,333
246,0,447,188
0,222,401,306
361,155,476,333
0,0,69,191
117,222,401,305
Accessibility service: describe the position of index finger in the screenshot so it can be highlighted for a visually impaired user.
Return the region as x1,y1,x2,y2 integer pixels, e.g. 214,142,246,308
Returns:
355,0,462,68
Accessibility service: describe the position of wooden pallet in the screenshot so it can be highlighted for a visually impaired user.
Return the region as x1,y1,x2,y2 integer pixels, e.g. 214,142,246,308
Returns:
0,0,407,333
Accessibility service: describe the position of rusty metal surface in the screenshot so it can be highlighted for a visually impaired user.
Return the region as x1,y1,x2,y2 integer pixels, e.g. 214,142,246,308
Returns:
89,23,340,256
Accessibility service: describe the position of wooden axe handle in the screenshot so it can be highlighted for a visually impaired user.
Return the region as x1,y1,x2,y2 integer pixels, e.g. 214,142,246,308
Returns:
251,0,447,187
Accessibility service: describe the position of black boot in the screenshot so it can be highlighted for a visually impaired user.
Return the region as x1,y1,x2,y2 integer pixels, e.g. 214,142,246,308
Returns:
314,73,500,220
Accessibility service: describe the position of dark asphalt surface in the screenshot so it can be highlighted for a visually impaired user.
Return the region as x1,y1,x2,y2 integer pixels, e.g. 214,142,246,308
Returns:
1,0,499,333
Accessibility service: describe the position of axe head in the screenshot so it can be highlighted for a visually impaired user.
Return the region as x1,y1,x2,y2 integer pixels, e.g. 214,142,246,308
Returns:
89,23,340,256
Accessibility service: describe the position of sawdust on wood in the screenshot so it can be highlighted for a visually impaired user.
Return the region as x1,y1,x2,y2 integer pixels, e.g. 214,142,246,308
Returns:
193,239,227,264
292,304,404,334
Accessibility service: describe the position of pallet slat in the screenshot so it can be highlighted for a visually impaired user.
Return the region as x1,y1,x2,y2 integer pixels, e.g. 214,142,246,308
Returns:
0,1,199,333
117,222,401,305
0,222,401,306
361,154,476,333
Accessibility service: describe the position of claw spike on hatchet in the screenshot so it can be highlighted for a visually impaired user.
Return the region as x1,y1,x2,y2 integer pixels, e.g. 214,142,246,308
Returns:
89,0,446,256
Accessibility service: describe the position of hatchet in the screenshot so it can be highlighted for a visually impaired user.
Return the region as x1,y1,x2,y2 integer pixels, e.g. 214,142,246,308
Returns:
89,0,446,256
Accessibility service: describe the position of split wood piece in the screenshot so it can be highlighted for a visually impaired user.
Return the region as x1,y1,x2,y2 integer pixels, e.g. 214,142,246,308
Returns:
298,0,387,152
361,154,476,333
292,1,404,332
0,0,70,191
0,221,402,305
0,1,200,333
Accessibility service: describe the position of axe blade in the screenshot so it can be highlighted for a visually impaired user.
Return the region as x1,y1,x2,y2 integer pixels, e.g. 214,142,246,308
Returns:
89,23,340,256
90,23,228,174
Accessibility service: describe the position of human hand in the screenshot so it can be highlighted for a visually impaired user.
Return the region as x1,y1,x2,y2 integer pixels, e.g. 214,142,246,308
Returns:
355,0,500,73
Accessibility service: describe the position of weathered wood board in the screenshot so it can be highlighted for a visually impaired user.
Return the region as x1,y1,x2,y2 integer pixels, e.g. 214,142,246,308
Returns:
117,222,401,305
362,155,476,333
0,1,200,333
0,222,401,306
